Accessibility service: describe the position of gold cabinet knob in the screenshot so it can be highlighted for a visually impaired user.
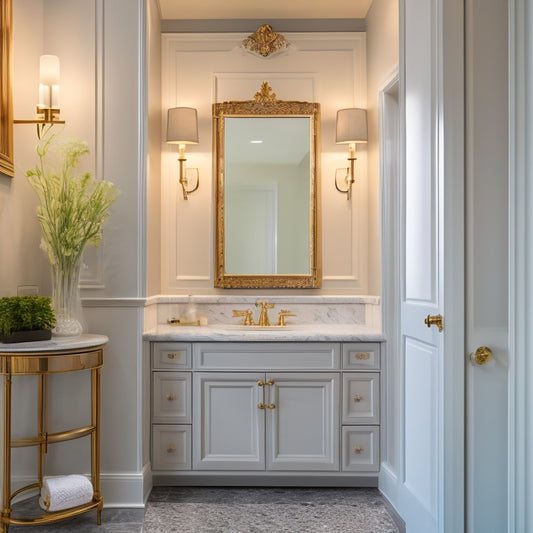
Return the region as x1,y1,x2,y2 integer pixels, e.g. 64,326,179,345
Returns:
258,381,265,387
353,394,363,402
266,380,275,386
266,403,276,409
473,346,492,365
166,445,177,453
258,403,266,409
355,352,370,360
167,352,181,360
354,446,364,454
424,314,444,332
166,393,176,401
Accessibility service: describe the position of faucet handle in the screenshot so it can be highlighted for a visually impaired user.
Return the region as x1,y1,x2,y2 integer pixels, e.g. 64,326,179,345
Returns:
232,309,255,326
277,309,297,326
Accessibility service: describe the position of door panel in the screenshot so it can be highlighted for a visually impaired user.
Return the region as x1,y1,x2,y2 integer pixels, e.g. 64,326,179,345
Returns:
465,0,509,530
396,1,465,531
266,373,339,471
193,372,265,470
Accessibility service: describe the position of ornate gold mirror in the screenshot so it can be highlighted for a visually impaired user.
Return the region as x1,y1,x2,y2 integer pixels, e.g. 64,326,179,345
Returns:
213,83,321,289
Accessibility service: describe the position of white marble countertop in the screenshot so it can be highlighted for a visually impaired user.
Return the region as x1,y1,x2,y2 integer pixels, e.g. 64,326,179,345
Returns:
143,324,384,342
0,333,109,353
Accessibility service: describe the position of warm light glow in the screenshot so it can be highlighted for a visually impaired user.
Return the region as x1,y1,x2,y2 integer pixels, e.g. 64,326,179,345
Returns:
38,55,60,109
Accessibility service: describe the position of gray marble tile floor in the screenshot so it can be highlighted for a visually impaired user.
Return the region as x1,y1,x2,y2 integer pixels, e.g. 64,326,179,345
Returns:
6,487,404,532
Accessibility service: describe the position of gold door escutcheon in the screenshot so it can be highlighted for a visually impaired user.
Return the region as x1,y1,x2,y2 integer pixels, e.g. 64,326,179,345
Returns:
424,314,444,332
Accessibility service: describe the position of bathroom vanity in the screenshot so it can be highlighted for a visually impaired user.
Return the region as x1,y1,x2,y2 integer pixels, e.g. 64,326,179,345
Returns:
146,323,383,487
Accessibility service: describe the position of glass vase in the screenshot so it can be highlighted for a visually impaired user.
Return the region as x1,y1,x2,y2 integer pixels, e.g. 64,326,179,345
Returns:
51,260,85,336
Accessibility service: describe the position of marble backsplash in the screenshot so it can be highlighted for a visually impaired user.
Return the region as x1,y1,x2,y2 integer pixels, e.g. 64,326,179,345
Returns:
144,295,381,331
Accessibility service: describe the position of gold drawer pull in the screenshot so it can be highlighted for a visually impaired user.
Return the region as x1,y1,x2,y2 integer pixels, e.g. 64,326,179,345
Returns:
166,445,177,453
355,352,370,360
167,352,181,360
354,446,364,454
166,393,177,401
353,394,363,402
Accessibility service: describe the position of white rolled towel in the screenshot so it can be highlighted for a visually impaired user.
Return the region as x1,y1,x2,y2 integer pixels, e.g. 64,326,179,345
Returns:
39,475,94,512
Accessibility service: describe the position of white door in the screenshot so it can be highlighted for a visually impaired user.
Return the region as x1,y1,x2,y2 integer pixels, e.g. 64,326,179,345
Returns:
266,373,339,471
193,372,265,470
465,0,509,530
397,0,465,531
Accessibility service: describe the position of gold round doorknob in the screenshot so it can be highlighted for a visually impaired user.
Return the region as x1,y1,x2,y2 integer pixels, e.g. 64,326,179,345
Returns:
473,346,492,365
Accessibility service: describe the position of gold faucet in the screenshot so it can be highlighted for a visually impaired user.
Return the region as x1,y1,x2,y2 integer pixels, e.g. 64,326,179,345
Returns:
232,309,255,325
255,301,274,326
277,309,297,326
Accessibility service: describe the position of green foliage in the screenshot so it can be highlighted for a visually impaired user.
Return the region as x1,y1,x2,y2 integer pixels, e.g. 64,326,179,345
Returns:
0,296,56,336
26,134,119,275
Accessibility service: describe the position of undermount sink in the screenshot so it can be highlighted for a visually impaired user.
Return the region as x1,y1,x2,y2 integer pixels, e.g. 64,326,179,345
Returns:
216,324,296,331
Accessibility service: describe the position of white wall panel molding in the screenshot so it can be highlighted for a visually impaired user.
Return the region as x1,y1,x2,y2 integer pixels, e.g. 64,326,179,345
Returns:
80,0,105,289
82,298,147,308
161,32,368,294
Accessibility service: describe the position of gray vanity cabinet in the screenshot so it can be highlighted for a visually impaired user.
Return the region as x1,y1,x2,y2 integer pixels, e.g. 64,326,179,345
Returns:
193,371,339,471
150,341,381,484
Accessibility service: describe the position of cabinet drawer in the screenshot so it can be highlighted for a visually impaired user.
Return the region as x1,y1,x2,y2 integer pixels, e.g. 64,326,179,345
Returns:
342,373,380,424
342,426,379,472
152,425,191,471
194,342,340,370
152,372,191,423
152,343,192,369
342,343,380,370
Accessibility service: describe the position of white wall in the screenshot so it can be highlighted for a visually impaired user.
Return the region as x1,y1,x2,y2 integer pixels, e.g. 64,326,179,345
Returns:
0,0,48,298
366,0,399,295
3,0,149,507
160,32,371,295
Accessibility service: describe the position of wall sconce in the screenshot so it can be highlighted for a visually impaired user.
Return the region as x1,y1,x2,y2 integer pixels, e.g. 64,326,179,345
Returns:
335,108,368,200
166,107,199,200
14,55,65,138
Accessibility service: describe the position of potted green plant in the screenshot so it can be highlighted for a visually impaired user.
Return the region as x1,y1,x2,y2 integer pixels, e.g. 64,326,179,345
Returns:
0,296,56,343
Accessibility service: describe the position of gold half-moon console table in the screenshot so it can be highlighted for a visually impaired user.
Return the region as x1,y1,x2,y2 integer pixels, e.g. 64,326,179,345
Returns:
0,334,108,532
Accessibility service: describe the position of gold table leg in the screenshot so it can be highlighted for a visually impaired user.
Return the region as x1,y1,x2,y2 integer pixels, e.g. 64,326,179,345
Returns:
91,367,103,525
1,375,12,533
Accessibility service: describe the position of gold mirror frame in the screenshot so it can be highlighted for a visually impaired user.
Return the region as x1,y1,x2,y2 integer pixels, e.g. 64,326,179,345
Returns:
213,83,321,289
0,0,14,177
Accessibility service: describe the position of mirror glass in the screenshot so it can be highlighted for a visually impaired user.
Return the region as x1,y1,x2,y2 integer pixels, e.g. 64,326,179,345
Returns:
213,84,321,289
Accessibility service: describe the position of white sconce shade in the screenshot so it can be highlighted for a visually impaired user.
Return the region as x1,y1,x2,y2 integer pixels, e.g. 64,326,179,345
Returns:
336,108,368,144
166,107,199,144
38,55,60,109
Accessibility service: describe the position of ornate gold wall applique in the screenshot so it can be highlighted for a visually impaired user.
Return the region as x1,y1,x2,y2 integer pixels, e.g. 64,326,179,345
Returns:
254,82,277,102
241,24,289,58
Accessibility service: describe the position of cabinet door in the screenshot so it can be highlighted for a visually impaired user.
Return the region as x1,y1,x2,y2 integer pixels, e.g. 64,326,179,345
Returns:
193,372,265,470
266,373,340,471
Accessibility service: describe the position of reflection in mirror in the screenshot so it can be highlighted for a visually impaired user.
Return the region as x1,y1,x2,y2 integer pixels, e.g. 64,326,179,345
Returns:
213,83,321,289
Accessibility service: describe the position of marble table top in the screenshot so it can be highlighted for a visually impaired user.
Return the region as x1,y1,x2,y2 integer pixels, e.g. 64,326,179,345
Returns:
0,333,109,353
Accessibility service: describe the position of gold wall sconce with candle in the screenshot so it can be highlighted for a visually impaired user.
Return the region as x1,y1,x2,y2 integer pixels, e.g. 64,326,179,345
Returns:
14,55,65,138
335,108,368,200
166,107,199,200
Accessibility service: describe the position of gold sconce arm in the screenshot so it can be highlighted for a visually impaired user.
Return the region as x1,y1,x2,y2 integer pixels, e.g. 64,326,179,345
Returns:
177,144,199,200
335,142,357,200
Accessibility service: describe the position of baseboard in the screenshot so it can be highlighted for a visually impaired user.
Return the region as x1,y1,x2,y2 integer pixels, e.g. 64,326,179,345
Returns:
378,462,400,507
8,467,151,509
98,464,152,508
